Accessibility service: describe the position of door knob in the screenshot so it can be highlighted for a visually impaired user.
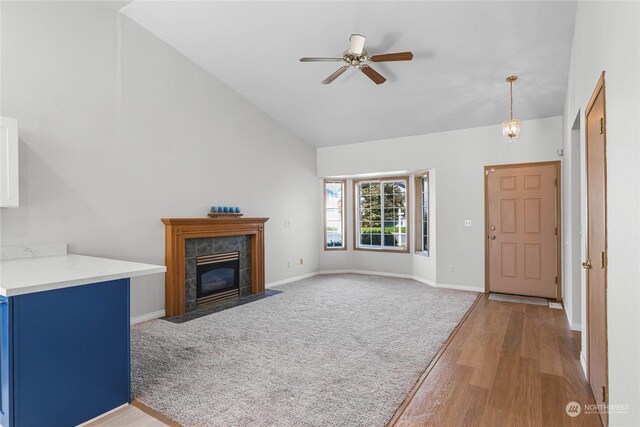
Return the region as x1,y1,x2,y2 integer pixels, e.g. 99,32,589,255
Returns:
490,226,496,231
489,235,496,240
582,259,592,269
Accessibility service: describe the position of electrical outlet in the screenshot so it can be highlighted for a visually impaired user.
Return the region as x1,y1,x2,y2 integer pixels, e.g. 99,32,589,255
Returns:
464,220,472,227
448,265,455,272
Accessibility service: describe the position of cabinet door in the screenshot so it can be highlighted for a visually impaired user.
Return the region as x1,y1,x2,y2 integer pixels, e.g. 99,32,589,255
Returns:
13,279,130,426
0,117,19,208
0,296,13,427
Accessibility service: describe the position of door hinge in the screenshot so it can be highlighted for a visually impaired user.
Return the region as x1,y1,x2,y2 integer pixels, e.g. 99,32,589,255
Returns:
555,276,558,284
602,385,607,402
601,251,606,269
600,118,605,134
554,178,557,187
555,227,558,236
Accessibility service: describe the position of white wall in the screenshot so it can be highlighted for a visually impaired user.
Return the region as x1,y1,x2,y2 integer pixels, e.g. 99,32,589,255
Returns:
562,1,640,425
0,2,320,319
318,116,564,291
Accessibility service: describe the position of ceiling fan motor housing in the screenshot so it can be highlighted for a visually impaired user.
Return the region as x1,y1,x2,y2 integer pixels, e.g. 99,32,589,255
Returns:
343,49,369,68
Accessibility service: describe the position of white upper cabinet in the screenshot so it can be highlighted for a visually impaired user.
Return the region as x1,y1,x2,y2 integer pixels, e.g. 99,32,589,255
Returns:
1,117,19,208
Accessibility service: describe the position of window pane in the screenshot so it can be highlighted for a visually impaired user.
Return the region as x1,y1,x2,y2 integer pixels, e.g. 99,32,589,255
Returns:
383,220,397,234
384,183,394,195
324,181,345,249
384,234,396,246
384,193,394,207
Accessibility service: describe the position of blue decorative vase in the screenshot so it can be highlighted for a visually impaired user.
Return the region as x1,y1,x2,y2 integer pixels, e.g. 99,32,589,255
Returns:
235,207,241,213
223,207,229,213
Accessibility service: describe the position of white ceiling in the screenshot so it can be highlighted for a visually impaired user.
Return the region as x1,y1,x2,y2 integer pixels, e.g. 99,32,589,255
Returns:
121,1,576,147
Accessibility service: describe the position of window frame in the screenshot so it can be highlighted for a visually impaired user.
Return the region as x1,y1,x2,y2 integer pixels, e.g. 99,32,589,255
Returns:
414,171,430,256
352,176,410,254
323,179,347,251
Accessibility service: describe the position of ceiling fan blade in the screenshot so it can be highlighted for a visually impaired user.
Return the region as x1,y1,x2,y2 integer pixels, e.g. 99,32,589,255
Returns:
370,52,414,62
321,66,349,84
349,34,366,55
299,57,343,62
361,65,386,85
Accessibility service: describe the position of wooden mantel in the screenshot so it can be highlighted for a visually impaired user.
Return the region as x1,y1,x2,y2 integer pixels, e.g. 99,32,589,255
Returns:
161,217,269,317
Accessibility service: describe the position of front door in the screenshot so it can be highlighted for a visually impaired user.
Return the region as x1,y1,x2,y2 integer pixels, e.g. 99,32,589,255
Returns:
486,162,559,298
585,72,608,426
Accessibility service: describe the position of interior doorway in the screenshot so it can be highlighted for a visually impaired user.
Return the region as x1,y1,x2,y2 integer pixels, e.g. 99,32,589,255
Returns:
485,162,561,299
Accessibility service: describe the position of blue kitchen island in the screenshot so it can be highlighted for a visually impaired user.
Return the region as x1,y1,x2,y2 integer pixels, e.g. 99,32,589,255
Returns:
0,250,165,427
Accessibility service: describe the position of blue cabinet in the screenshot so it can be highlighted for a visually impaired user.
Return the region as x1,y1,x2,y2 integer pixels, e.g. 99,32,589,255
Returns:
0,279,130,427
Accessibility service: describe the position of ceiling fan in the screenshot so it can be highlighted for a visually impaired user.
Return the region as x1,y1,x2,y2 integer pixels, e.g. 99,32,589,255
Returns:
299,34,413,85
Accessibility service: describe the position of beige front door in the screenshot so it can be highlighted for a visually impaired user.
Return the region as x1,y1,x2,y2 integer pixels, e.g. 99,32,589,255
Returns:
486,162,559,298
585,72,608,426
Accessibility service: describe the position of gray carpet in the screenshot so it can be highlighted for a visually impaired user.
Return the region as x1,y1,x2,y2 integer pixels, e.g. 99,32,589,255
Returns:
131,274,478,427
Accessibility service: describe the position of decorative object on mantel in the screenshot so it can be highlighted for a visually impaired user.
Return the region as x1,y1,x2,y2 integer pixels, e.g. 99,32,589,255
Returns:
208,212,244,218
208,206,243,218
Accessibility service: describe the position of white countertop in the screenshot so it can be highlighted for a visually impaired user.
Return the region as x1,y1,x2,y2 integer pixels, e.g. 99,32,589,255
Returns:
0,254,166,297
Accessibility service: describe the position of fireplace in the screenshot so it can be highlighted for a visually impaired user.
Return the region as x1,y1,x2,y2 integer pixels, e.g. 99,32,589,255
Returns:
162,217,268,317
196,251,240,306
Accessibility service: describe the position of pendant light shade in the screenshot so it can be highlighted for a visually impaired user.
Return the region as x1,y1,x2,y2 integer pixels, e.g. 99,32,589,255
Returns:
502,76,521,141
503,118,521,140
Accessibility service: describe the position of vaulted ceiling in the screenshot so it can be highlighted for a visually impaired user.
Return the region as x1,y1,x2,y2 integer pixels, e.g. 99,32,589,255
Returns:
122,1,576,147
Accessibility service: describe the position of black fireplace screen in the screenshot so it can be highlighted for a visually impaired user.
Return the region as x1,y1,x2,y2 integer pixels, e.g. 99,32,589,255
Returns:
196,252,240,300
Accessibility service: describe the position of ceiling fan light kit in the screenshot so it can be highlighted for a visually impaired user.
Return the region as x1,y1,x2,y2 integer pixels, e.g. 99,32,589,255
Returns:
502,75,522,141
300,34,414,85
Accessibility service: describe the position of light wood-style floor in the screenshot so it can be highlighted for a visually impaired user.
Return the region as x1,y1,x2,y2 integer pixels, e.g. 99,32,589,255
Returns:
390,294,602,426
84,404,169,427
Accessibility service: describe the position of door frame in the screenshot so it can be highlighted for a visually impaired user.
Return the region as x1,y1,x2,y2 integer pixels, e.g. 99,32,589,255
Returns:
584,71,608,394
483,161,562,300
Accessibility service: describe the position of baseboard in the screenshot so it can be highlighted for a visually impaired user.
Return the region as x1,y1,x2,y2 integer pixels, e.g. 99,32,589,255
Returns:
563,303,582,331
266,272,318,289
434,282,482,293
318,269,415,280
76,403,129,426
411,275,437,287
580,351,587,377
130,309,165,325
564,303,573,327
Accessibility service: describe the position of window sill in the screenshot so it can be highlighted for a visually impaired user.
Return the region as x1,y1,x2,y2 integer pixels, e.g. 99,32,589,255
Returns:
354,246,409,254
324,247,347,251
414,250,430,257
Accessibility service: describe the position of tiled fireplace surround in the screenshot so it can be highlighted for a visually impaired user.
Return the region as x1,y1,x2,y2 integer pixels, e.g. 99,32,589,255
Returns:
184,236,251,312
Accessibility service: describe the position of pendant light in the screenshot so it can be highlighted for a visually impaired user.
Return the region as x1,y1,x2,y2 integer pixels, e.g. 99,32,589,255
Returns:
502,75,521,141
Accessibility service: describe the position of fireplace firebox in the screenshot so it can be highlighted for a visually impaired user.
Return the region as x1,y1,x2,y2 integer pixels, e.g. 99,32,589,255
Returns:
196,251,240,306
